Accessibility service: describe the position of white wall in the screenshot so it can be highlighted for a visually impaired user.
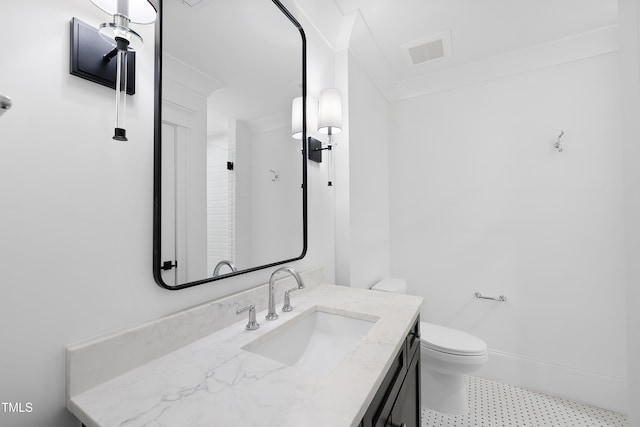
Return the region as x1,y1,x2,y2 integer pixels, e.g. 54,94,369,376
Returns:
181,95,208,283
332,12,392,289
389,53,628,412
341,52,391,288
334,48,352,286
0,1,336,426
618,0,640,425
233,119,253,270
250,123,305,265
283,0,339,284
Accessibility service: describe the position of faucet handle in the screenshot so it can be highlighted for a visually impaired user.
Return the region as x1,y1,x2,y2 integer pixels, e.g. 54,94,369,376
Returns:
236,305,260,331
282,287,298,312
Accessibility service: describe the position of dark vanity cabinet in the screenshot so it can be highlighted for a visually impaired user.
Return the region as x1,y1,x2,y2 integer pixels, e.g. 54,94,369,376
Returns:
361,316,421,427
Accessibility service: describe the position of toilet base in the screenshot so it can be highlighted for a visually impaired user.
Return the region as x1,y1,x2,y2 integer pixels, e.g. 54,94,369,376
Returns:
421,368,468,415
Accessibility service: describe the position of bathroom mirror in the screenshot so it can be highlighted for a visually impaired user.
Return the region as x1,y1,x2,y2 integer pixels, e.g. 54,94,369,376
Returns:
153,0,307,290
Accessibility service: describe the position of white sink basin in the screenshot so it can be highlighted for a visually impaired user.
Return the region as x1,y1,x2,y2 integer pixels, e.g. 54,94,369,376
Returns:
242,307,377,375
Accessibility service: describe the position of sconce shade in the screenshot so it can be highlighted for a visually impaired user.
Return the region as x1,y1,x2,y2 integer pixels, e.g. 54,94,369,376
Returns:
317,88,342,135
291,97,303,140
89,0,157,24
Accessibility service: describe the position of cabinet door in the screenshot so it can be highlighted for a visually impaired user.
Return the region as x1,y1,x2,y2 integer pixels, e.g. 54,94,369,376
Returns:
407,317,421,358
363,344,407,427
387,344,421,427
362,316,421,427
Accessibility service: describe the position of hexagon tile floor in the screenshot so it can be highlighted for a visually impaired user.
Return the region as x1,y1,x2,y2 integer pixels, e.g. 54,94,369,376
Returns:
421,376,628,427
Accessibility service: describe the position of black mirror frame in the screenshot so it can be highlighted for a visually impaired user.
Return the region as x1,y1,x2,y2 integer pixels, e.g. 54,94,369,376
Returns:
152,0,308,290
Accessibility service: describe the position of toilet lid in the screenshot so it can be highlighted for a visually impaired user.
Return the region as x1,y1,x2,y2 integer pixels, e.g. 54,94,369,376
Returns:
371,278,407,293
420,322,487,356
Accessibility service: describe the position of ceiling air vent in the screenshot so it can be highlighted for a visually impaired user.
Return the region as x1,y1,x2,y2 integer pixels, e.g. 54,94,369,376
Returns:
402,29,452,66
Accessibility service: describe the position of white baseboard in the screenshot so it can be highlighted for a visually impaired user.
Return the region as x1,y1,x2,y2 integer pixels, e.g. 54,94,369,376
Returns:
474,349,628,414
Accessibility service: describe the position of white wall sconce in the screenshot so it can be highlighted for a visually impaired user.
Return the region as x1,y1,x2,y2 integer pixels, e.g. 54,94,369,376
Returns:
291,96,319,162
309,88,342,186
291,96,317,140
291,96,304,141
70,0,157,141
317,88,342,138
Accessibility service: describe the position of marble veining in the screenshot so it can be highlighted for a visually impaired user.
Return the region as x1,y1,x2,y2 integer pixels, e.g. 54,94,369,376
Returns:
66,267,325,399
66,277,422,427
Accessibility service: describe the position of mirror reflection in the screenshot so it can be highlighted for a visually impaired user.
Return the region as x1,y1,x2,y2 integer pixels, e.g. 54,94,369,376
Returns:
154,0,307,289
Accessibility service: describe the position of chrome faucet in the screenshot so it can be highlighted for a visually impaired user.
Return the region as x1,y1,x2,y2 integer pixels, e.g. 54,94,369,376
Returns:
212,260,237,277
282,287,298,312
236,304,260,331
266,267,304,321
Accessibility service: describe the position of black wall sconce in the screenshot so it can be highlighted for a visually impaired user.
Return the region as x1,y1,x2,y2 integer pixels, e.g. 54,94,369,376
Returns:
70,0,156,141
312,88,342,186
308,137,324,164
291,89,342,186
70,18,136,95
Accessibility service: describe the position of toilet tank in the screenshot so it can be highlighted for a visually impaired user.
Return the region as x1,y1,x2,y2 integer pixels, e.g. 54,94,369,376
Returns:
371,278,407,294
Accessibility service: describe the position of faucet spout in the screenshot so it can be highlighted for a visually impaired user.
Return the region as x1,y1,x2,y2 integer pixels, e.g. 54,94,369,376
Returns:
212,260,237,277
266,267,304,321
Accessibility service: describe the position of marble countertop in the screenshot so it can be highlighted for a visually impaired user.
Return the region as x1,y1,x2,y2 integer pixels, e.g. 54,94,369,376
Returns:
68,284,422,427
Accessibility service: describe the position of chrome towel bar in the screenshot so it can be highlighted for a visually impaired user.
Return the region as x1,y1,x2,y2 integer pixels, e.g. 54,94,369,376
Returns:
475,292,507,302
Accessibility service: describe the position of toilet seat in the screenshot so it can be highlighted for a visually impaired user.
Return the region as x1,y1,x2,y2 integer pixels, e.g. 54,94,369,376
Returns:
420,322,487,356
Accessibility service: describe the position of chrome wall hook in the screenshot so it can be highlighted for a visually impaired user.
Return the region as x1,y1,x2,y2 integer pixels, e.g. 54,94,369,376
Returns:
554,130,565,153
0,93,12,117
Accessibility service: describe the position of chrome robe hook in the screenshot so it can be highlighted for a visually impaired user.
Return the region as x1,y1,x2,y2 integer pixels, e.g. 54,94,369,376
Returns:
0,93,12,117
554,130,565,152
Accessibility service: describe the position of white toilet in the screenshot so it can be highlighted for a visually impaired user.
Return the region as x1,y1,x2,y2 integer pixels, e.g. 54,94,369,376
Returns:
371,278,488,415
